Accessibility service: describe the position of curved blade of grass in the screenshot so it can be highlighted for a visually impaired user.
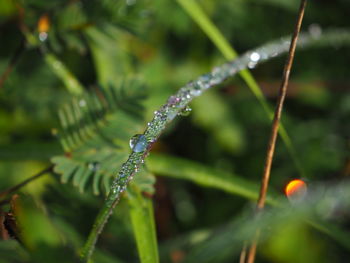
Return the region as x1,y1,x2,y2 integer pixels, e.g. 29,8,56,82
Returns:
127,183,159,263
22,30,84,96
147,153,280,206
45,53,84,95
176,0,304,176
81,30,350,261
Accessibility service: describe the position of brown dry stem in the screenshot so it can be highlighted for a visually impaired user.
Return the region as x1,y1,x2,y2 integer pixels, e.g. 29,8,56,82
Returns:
243,0,308,262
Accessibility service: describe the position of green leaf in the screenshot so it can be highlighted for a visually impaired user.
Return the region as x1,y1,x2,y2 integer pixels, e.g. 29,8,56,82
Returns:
147,153,279,206
52,79,147,195
127,178,159,263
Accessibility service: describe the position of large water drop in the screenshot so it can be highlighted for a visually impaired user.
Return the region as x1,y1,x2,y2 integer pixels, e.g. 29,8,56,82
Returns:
250,52,261,62
197,74,211,90
129,134,148,152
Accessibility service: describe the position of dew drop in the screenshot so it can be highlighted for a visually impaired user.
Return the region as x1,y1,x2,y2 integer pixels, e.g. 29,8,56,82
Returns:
129,134,148,152
197,74,212,90
250,52,261,62
248,62,257,69
167,110,177,121
211,67,223,82
178,106,192,116
112,185,121,195
190,88,202,96
39,32,48,42
189,82,202,96
168,95,181,105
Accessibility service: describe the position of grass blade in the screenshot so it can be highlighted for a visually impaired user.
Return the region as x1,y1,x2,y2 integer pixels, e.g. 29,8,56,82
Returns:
176,0,304,176
45,53,84,95
127,183,159,263
148,153,279,206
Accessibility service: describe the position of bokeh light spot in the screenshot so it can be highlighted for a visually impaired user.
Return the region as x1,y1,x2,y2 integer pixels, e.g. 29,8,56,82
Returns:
285,179,307,201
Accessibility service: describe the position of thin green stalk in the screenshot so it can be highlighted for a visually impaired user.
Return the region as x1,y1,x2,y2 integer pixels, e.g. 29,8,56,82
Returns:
128,183,159,263
80,30,350,262
45,53,84,95
176,0,304,176
20,28,85,96
80,197,118,261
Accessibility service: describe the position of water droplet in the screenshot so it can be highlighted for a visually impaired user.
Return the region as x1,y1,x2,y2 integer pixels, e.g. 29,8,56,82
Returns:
197,74,212,90
210,67,226,85
189,82,202,96
167,110,177,121
178,106,192,116
39,32,48,42
112,185,120,195
190,88,202,96
129,134,148,152
250,52,261,62
258,51,268,60
271,51,279,58
248,62,257,69
168,95,181,105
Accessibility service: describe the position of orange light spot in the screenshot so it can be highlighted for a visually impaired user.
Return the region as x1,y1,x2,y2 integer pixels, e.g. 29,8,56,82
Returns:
37,14,50,33
285,179,307,198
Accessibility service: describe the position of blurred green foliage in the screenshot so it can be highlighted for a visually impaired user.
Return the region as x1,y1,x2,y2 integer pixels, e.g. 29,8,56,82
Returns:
0,0,349,262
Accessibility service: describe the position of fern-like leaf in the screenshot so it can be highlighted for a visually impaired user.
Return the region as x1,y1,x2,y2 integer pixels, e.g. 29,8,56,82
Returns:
52,80,154,195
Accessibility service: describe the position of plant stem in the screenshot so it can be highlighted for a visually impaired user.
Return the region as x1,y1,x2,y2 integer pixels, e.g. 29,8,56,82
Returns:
0,165,54,199
0,38,25,89
245,0,308,262
80,28,349,262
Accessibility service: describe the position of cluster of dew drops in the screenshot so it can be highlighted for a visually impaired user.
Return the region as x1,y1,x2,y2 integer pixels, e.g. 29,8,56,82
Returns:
108,70,230,199
108,45,276,199
104,27,326,200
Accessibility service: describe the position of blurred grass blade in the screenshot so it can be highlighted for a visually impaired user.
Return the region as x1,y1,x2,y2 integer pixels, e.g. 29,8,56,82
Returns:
45,53,84,95
176,0,304,176
176,0,238,59
148,153,279,206
127,183,159,263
